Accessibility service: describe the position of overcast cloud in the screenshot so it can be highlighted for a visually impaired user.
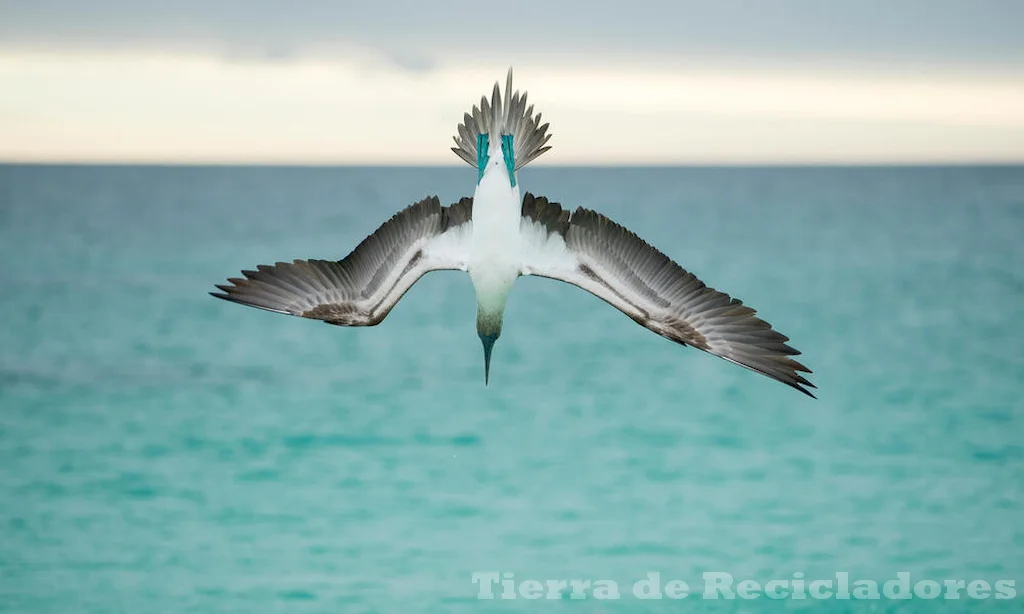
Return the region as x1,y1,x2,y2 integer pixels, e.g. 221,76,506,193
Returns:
2,1,1023,163
2,0,1023,73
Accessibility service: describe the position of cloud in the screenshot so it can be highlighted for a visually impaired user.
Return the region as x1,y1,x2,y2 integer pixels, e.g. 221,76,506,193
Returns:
2,2,1023,163
2,53,1023,163
1,0,1023,73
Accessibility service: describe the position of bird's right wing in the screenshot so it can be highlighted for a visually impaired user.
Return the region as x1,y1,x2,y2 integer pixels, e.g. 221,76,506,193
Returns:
518,193,815,397
211,196,473,326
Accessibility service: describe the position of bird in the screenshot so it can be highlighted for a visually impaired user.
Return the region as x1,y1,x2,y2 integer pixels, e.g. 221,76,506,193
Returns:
211,68,815,397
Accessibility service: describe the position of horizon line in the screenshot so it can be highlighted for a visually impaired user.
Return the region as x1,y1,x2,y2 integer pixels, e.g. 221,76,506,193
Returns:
3,160,1024,169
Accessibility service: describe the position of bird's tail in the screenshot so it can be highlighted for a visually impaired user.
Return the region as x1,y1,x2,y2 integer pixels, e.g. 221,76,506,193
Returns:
451,67,552,171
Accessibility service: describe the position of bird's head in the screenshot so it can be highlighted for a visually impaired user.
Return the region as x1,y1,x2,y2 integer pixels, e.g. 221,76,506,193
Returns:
476,313,503,385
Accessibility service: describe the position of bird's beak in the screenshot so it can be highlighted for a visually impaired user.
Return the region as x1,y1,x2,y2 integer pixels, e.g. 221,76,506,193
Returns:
480,333,497,385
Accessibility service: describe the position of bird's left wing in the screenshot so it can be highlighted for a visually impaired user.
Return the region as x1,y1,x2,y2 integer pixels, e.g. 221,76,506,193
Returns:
518,193,815,397
212,196,473,326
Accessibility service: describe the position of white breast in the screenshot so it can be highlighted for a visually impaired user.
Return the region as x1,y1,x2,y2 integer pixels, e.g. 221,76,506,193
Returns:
468,140,522,304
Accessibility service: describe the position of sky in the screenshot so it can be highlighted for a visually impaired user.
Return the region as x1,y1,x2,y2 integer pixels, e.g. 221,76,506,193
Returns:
2,0,1024,164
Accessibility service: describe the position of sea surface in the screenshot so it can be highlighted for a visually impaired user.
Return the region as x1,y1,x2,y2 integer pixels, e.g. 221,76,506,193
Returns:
0,165,1022,613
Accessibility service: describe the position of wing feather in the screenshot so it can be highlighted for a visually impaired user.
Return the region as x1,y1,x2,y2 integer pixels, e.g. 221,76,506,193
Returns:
519,193,815,397
211,196,473,326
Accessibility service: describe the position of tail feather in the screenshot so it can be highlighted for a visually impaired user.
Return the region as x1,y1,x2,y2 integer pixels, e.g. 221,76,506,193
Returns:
452,67,552,170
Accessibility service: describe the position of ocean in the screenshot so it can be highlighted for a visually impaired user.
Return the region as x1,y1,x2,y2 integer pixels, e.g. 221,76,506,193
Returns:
0,165,1021,612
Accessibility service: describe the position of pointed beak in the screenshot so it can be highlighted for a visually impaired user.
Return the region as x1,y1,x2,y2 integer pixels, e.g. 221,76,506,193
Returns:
479,333,497,385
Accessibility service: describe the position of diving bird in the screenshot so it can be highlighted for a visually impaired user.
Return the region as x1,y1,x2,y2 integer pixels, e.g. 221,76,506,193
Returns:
211,69,815,397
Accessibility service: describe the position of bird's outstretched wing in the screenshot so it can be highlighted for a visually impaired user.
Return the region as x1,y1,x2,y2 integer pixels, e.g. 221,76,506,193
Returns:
518,193,815,397
212,196,473,326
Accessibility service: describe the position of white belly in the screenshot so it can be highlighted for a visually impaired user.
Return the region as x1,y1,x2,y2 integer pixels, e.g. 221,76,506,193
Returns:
468,151,522,309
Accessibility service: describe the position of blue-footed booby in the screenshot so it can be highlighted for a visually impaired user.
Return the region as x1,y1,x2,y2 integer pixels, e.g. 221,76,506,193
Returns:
212,69,815,397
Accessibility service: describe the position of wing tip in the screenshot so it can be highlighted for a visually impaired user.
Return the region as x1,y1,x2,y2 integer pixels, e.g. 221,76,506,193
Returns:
791,380,818,399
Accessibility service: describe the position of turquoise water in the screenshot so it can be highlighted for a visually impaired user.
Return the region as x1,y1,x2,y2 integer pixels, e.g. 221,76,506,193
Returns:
1,165,1021,612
